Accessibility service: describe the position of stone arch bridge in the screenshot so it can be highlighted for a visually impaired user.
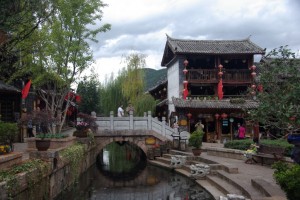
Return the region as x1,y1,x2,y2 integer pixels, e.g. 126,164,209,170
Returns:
93,111,176,156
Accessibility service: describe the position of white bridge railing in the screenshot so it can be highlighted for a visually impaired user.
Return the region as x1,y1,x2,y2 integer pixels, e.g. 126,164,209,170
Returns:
95,111,174,140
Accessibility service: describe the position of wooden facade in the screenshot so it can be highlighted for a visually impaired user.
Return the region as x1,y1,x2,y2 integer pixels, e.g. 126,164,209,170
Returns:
158,35,265,142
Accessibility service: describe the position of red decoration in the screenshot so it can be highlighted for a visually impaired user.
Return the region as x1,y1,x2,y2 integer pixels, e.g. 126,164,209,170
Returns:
183,80,188,87
215,113,220,119
250,65,256,71
218,79,223,100
187,113,192,119
183,88,189,100
218,71,223,77
257,84,263,92
289,116,296,121
221,113,228,119
183,59,189,67
218,64,223,69
251,84,256,89
183,68,188,74
251,72,257,77
22,80,31,99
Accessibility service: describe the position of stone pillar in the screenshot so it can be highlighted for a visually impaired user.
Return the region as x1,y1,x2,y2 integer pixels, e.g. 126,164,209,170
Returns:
147,111,152,130
110,111,114,130
162,117,166,137
129,111,133,130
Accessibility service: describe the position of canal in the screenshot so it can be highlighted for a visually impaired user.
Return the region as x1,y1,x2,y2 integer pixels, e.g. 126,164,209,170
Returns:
55,142,214,200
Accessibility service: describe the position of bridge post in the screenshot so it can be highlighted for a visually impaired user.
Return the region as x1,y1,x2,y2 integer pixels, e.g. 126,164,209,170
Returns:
147,111,152,130
110,111,114,130
129,111,133,129
162,117,166,137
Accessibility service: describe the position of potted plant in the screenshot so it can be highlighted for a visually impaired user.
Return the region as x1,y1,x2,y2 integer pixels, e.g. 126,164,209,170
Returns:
73,112,98,137
188,128,204,156
19,109,63,151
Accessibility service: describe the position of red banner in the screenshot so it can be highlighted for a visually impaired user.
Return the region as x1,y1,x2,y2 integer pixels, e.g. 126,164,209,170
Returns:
22,80,31,99
218,79,223,100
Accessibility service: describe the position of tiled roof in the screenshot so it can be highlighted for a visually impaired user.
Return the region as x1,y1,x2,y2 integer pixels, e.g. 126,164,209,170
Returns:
172,97,258,109
167,35,266,55
0,81,20,93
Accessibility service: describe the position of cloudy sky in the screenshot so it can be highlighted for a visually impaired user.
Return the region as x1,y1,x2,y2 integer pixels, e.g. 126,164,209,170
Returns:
90,0,300,82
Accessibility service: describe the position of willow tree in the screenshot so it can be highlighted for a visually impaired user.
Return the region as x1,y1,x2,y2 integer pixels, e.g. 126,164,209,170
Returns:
20,0,111,133
121,54,146,104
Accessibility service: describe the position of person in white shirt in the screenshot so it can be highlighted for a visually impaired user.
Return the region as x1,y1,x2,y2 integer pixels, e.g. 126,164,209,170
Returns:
117,105,124,117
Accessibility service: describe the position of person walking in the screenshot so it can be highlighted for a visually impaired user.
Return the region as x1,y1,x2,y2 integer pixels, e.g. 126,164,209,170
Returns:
238,123,246,139
125,103,135,116
117,105,124,117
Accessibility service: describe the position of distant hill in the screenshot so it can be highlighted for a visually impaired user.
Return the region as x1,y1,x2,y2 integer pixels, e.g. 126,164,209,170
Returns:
143,68,167,92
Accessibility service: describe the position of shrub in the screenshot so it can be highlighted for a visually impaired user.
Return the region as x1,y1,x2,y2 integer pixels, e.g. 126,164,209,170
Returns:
224,139,293,156
188,129,204,149
0,122,18,148
272,162,300,200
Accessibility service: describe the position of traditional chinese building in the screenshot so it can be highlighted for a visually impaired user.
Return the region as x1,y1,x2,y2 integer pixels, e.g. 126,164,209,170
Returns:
159,35,265,142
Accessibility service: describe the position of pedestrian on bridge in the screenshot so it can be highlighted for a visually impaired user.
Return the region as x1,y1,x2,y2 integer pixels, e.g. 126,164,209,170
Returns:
117,105,124,117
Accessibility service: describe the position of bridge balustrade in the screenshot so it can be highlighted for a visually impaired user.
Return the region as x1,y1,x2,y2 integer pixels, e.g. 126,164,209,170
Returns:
95,111,174,140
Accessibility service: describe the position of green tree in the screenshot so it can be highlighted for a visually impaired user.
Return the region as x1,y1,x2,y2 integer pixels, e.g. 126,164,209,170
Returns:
18,0,111,133
121,53,146,104
0,0,54,82
77,73,101,114
249,46,300,134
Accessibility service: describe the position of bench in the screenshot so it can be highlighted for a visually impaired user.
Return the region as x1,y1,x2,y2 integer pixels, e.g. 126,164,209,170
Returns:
253,144,285,165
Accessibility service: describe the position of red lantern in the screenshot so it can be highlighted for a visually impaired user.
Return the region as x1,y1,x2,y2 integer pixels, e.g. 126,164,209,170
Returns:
215,113,220,119
221,113,228,119
218,71,223,77
289,116,296,121
183,68,188,74
183,59,189,67
251,72,257,77
183,80,188,87
187,113,192,119
250,65,256,71
218,64,223,69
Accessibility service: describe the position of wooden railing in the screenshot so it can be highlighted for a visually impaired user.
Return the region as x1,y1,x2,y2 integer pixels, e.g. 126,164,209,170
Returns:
188,69,252,83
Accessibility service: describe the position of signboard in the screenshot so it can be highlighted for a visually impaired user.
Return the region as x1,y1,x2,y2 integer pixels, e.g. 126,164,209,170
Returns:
222,120,229,126
145,137,156,145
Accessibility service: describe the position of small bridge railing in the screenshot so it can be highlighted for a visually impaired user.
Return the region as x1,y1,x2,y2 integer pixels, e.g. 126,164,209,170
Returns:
95,111,174,140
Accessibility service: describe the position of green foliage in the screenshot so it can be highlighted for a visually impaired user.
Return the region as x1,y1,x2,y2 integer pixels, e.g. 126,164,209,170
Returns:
0,122,18,146
248,46,300,134
224,139,253,150
35,133,68,139
60,143,85,182
134,94,157,116
224,139,293,156
0,159,50,198
188,129,204,148
272,162,300,200
77,74,102,114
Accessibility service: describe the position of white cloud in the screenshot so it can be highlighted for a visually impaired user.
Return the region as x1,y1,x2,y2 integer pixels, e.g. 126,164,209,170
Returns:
89,0,300,83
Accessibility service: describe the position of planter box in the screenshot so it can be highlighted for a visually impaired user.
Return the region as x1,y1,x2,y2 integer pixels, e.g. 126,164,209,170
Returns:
0,152,23,170
27,136,76,151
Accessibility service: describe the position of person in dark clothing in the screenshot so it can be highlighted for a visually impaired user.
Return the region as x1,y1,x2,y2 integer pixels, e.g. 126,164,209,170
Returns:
27,120,34,137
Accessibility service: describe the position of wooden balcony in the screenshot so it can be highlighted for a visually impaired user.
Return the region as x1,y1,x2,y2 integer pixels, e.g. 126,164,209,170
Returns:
187,69,252,84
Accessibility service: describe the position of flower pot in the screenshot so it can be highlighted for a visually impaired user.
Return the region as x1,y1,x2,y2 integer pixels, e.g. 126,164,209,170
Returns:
192,148,202,156
35,139,51,151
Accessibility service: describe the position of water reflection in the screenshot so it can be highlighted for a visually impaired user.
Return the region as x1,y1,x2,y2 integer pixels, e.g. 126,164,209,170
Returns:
56,142,214,200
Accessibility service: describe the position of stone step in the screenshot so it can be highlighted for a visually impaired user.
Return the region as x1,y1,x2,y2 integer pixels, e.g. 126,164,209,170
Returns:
251,178,287,199
215,170,265,199
196,179,226,200
206,174,243,196
154,156,170,165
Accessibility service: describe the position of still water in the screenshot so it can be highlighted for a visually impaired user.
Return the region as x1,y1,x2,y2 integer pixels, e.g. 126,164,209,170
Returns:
56,142,214,200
